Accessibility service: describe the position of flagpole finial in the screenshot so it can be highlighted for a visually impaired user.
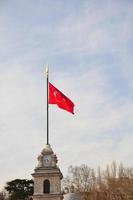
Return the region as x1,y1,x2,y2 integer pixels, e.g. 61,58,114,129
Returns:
45,64,49,77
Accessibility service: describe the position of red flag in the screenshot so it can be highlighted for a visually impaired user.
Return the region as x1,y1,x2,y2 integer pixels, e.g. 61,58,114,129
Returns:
49,82,74,114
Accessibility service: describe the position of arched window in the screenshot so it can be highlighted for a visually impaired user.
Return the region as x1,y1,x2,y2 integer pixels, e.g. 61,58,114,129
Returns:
43,179,50,193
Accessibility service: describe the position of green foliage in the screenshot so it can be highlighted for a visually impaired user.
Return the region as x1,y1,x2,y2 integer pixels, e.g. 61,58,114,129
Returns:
5,179,34,200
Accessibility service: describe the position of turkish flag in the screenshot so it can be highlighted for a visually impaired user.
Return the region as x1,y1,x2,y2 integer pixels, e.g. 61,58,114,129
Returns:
49,82,74,114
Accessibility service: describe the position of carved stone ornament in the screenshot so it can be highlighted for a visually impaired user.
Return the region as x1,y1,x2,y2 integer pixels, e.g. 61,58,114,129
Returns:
37,154,43,167
36,144,58,168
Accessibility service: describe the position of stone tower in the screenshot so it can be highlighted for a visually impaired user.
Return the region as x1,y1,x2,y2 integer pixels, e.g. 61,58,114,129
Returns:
32,144,63,200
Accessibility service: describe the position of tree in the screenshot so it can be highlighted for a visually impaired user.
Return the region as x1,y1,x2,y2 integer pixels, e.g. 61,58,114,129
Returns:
62,165,96,200
5,179,34,200
63,162,133,200
103,161,133,200
65,165,96,192
0,191,6,200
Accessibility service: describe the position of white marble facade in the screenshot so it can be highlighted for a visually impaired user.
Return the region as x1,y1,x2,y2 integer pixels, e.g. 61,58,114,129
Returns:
32,144,63,200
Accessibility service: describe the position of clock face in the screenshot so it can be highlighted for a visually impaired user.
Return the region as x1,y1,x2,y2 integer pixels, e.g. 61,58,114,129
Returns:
43,155,51,166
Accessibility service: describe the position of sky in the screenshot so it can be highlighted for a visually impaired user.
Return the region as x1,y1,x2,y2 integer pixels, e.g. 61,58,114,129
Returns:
0,0,133,189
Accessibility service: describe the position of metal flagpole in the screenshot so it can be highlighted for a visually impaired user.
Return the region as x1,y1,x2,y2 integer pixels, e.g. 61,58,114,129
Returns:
46,65,49,145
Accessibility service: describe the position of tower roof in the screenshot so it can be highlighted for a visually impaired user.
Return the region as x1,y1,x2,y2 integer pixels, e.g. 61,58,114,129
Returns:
41,144,53,155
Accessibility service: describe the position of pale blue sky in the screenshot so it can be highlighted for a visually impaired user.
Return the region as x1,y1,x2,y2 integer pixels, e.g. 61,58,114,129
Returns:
0,0,133,189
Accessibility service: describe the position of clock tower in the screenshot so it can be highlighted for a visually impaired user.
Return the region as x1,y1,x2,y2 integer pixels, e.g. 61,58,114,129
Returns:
32,144,63,200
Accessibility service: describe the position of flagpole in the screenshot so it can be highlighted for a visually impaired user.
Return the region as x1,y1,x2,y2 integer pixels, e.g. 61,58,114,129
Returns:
46,65,49,145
